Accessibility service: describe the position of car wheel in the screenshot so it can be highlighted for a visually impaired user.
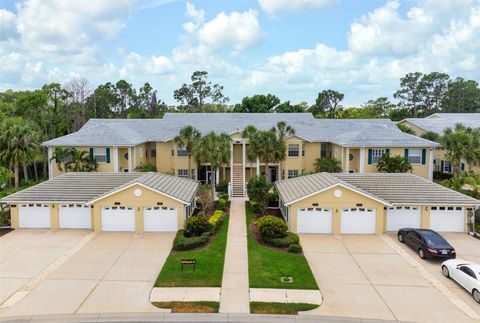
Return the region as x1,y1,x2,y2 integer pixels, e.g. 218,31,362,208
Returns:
442,265,450,278
418,248,425,259
473,289,480,304
398,233,404,243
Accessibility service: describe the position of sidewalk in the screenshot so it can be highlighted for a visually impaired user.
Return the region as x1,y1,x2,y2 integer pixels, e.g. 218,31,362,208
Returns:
219,198,250,313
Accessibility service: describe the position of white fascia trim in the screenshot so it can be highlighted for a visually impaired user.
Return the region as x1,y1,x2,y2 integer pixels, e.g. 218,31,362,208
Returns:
390,203,480,207
285,134,312,142
2,201,88,204
284,183,392,207
86,182,189,206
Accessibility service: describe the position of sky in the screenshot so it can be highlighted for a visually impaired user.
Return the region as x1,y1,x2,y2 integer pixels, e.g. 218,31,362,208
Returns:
0,0,479,107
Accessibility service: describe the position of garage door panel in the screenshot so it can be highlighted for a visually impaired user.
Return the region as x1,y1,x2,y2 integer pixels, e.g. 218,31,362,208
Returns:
430,207,464,232
387,206,421,231
341,208,376,234
297,207,332,234
59,204,91,229
144,206,177,232
101,207,135,232
19,204,51,228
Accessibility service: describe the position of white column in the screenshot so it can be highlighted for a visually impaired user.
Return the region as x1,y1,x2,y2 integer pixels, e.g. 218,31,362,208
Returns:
341,146,344,172
256,157,260,176
242,140,246,188
113,147,118,173
429,148,434,182
359,147,365,174
345,147,350,173
128,147,132,172
216,168,220,185
133,146,137,170
230,141,233,184
47,147,53,179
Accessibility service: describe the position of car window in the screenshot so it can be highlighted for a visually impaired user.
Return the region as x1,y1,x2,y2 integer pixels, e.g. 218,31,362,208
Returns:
421,232,446,246
459,266,477,279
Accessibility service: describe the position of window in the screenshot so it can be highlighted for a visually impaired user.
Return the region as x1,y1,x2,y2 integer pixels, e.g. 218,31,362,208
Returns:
302,144,305,157
321,143,327,158
177,169,188,178
407,149,422,164
171,144,174,156
150,143,156,157
94,148,107,163
191,169,196,181
371,149,386,164
444,161,452,173
459,266,477,279
177,144,188,157
288,144,299,157
288,169,299,178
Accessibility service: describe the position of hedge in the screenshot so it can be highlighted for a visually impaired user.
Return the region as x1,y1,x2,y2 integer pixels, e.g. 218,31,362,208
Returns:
263,232,300,248
173,230,211,251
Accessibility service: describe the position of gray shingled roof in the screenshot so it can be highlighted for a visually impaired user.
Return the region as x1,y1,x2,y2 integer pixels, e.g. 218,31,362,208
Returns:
403,113,480,135
1,172,198,204
275,173,480,206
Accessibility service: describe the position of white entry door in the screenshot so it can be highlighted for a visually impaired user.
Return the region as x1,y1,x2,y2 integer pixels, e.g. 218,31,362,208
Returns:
19,204,51,228
144,206,178,232
101,206,135,231
430,206,465,232
297,207,332,233
59,204,91,229
387,206,421,231
341,208,376,234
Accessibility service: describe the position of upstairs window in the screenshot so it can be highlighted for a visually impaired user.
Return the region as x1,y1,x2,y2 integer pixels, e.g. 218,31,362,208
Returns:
407,149,421,164
321,143,327,158
288,169,299,178
288,144,299,157
94,148,107,163
371,149,386,164
177,144,188,157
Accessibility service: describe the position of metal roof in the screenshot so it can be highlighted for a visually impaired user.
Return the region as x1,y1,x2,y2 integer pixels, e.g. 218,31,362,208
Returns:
275,173,480,206
402,113,480,135
0,172,198,205
41,113,437,148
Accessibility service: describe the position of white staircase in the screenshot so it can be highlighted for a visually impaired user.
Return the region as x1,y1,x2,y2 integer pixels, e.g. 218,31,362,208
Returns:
231,165,244,197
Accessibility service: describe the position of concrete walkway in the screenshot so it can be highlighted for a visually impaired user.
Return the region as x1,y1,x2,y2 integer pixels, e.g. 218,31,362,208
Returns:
219,198,249,313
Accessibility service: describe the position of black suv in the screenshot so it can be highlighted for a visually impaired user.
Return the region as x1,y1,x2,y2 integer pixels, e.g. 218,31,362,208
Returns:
397,228,456,259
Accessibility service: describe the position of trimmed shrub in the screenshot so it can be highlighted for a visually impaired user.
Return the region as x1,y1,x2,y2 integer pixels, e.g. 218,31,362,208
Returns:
433,171,453,180
267,191,279,208
263,232,299,248
185,214,211,237
216,180,229,193
135,163,157,172
256,215,288,239
246,176,271,214
288,244,303,254
209,210,225,232
173,230,211,251
249,200,261,214
219,193,229,201
217,198,227,211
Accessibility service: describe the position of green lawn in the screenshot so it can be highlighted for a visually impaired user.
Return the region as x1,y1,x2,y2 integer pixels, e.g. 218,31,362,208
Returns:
155,215,229,287
250,302,319,315
246,202,318,289
152,301,219,313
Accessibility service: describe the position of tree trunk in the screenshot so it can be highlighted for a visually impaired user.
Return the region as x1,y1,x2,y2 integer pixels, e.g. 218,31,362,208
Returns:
22,161,29,182
250,161,253,179
188,155,192,179
279,160,283,181
14,163,19,189
33,162,39,181
222,165,226,181
265,161,269,182
211,167,216,199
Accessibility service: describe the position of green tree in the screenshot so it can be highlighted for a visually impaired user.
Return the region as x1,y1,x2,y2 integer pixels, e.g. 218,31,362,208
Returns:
242,125,258,179
65,149,91,172
174,126,201,180
272,121,295,180
420,72,449,115
310,90,344,118
174,71,229,112
246,176,272,215
397,123,415,135
420,131,440,142
275,101,306,113
314,158,342,173
361,97,395,117
394,72,424,118
441,124,472,177
234,94,280,113
250,130,279,182
441,77,480,113
376,153,413,173
0,167,14,188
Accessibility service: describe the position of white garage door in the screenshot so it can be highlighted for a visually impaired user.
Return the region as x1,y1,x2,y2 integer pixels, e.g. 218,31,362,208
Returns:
19,204,51,228
387,206,421,231
144,206,177,232
59,204,91,229
101,206,135,231
430,206,465,232
341,208,376,234
297,207,332,233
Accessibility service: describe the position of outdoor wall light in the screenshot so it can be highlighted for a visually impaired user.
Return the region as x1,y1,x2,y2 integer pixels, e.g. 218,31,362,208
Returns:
312,203,319,206
157,202,163,206
114,202,121,205
356,203,363,207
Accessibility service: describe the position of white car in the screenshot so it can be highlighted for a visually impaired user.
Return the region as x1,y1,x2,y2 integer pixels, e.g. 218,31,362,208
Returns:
442,259,480,303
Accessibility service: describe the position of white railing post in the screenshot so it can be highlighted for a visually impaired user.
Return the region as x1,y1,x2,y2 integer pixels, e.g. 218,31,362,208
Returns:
228,182,232,198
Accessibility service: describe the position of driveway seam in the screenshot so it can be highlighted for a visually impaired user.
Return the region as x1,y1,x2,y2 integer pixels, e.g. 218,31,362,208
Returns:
339,237,399,321
381,234,480,320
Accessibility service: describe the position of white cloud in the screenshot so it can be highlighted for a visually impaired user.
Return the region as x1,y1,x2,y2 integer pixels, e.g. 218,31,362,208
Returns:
119,52,173,78
0,9,18,42
259,0,338,15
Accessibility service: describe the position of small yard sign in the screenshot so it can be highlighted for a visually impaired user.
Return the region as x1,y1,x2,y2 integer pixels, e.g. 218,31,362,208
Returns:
180,258,196,272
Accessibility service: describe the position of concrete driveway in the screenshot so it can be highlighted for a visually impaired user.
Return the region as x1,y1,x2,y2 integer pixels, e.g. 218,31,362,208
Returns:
0,230,174,317
300,234,474,322
390,232,480,317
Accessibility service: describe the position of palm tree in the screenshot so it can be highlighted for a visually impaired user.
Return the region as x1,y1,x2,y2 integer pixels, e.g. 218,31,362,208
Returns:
376,153,412,173
314,157,342,173
65,149,91,172
250,130,279,182
441,123,471,177
192,132,231,196
242,125,257,179
272,121,295,180
463,128,480,171
50,147,68,172
174,126,201,179
218,133,231,181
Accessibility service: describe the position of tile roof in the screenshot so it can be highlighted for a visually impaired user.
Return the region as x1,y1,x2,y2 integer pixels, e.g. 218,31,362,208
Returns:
275,172,480,206
403,113,480,135
41,113,438,148
0,172,198,204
